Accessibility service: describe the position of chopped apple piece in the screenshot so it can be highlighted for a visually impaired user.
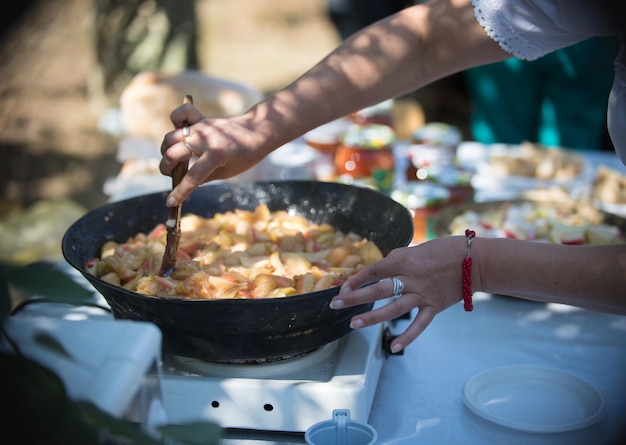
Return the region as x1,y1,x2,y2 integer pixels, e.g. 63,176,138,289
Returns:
281,252,312,276
358,241,383,265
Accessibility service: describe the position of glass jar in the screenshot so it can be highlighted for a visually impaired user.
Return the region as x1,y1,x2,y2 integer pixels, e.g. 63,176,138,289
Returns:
427,166,474,204
391,182,450,244
406,122,462,181
334,124,396,193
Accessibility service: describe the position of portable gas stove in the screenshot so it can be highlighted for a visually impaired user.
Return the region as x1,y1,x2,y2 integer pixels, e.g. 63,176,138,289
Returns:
12,264,403,438
160,322,390,433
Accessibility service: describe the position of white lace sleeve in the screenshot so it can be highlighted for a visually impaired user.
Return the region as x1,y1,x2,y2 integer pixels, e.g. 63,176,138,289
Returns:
471,0,618,61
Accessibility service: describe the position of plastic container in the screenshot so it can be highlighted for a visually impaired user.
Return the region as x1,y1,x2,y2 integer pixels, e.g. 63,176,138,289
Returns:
305,409,377,445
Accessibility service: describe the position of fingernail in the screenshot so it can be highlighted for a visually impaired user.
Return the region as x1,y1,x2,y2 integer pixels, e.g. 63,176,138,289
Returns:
340,285,352,294
166,196,177,207
350,319,364,329
330,299,344,309
390,342,404,353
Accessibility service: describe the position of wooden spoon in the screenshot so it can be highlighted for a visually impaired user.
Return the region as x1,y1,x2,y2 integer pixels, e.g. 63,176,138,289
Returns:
159,94,193,276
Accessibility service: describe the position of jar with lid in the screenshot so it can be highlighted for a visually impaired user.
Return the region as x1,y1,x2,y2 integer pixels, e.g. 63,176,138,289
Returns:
391,182,450,244
335,124,396,193
405,122,462,182
426,166,474,204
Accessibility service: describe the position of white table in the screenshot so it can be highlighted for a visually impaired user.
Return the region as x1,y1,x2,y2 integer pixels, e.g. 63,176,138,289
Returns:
367,150,626,443
370,293,626,444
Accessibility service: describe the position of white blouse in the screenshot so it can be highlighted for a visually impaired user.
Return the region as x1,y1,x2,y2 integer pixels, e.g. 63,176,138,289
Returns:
472,0,626,163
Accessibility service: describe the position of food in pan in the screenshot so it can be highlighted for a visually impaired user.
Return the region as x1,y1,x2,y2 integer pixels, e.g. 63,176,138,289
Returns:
85,205,383,299
447,201,623,245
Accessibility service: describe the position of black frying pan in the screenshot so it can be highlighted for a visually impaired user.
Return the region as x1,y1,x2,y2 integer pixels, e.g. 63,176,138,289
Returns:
62,180,413,362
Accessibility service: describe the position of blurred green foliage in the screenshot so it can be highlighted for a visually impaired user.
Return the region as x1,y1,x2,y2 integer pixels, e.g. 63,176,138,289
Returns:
0,262,222,444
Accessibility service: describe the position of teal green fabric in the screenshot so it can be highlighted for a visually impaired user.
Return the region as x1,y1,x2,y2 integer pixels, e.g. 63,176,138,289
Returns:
465,37,619,150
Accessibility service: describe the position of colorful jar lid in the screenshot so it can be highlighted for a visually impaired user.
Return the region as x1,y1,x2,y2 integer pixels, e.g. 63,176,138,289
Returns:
340,123,396,150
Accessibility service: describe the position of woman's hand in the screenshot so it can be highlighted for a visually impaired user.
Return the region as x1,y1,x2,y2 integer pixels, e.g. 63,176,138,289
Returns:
159,102,271,207
330,236,470,353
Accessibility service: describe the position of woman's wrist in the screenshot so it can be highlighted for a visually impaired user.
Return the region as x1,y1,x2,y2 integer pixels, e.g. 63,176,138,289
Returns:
462,230,476,311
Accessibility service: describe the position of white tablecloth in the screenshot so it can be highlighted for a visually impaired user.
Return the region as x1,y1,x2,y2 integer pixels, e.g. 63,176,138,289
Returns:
20,284,626,444
366,150,626,444
370,294,626,444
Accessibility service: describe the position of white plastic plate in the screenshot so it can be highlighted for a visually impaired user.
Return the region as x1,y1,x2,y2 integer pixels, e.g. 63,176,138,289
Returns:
463,365,605,433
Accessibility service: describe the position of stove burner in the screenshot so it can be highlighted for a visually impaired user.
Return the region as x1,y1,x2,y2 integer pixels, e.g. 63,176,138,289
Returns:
200,349,316,365
164,339,339,379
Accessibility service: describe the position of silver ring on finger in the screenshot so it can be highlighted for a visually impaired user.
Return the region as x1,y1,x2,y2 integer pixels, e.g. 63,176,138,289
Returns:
391,276,404,298
184,140,197,156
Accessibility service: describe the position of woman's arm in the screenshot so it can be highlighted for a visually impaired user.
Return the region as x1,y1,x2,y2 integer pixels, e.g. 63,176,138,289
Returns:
250,0,508,140
476,238,626,312
331,237,626,353
160,0,509,206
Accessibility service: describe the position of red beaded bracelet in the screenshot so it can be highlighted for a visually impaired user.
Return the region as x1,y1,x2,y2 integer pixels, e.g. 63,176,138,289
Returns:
462,229,476,312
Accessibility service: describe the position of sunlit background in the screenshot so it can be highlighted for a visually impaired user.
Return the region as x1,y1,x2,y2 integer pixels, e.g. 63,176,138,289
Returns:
0,0,340,211
0,0,470,265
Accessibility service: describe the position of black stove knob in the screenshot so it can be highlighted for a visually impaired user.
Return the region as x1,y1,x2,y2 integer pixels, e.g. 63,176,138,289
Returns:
382,326,404,357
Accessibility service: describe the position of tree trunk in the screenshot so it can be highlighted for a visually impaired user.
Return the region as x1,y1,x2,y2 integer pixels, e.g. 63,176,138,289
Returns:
92,0,199,105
